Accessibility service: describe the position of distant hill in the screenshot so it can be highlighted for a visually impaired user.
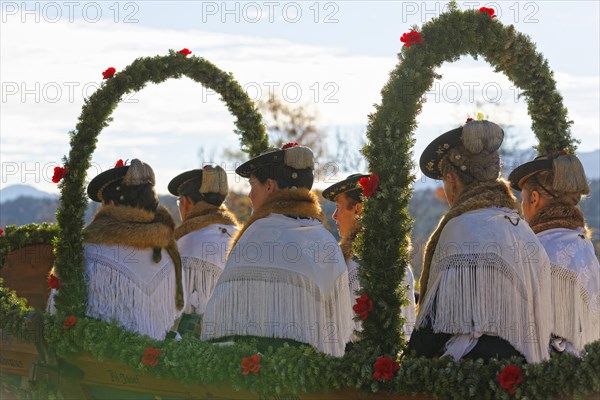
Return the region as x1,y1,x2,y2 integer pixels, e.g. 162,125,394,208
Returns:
0,184,58,203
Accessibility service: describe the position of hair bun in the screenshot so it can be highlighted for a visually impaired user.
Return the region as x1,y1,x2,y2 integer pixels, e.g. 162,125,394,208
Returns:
462,120,504,154
122,159,155,186
200,165,228,195
283,145,314,170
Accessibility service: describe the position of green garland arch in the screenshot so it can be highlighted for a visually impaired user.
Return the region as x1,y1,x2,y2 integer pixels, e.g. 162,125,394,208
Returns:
52,50,269,316
2,5,600,399
356,1,578,356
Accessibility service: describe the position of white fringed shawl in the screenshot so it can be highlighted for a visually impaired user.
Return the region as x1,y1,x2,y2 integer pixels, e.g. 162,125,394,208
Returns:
348,258,416,339
537,228,600,352
83,244,184,340
178,224,237,314
202,214,353,357
415,207,553,363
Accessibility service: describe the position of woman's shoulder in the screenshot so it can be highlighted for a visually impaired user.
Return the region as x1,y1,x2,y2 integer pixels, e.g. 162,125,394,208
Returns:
439,207,539,254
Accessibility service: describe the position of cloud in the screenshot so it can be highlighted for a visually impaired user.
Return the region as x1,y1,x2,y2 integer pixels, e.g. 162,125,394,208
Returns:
1,13,598,196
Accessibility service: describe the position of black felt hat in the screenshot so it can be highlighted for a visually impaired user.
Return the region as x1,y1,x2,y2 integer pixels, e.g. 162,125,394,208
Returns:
235,144,314,189
322,173,369,202
87,159,155,202
508,156,554,191
168,169,203,196
419,127,463,180
420,120,505,181
168,165,229,197
87,165,130,202
236,149,285,179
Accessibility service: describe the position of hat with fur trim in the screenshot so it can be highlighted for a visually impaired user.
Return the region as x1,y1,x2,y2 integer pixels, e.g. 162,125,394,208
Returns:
322,173,370,202
420,119,504,180
508,151,589,194
236,143,314,189
168,165,229,197
87,159,155,202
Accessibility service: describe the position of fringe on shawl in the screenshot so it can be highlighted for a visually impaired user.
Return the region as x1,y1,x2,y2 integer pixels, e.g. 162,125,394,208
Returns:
85,255,182,340
84,204,184,310
550,263,600,352
415,252,549,363
418,180,518,309
175,202,239,240
182,257,224,315
228,189,325,255
530,203,598,352
202,267,352,357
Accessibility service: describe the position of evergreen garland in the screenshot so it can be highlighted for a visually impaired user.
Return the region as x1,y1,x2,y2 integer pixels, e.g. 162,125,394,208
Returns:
1,5,597,399
0,223,59,268
52,50,269,316
357,1,577,357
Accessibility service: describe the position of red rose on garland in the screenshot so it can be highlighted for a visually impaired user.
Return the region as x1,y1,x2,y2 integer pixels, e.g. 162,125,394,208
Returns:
63,316,77,330
114,159,125,168
102,67,116,79
353,294,373,320
178,48,192,56
359,173,379,198
141,347,161,367
241,354,262,376
400,30,423,47
0,228,3,237
477,7,496,18
47,274,61,290
282,142,300,150
373,356,400,381
51,166,68,183
497,364,524,396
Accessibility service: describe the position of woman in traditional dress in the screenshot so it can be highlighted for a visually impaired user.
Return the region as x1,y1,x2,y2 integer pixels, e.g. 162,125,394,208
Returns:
322,173,416,340
407,119,552,363
509,152,600,355
202,143,353,356
80,159,184,340
168,165,238,334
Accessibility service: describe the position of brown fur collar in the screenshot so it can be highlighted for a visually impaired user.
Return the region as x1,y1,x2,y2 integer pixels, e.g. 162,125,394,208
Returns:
175,202,239,240
340,223,361,262
418,180,518,310
529,203,589,237
229,189,325,253
85,204,175,248
84,204,184,310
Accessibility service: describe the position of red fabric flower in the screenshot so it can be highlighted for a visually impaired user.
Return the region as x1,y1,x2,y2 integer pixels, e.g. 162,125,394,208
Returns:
497,364,524,396
400,30,423,47
114,159,125,168
241,354,262,376
373,356,400,381
63,316,77,330
359,173,379,198
0,228,3,236
353,294,373,320
466,117,474,122
178,48,192,56
477,7,496,18
102,67,116,79
51,166,67,183
282,142,300,150
47,274,61,290
141,347,161,367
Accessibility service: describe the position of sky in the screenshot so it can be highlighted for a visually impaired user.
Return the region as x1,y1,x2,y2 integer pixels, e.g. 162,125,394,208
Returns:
1,1,599,196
